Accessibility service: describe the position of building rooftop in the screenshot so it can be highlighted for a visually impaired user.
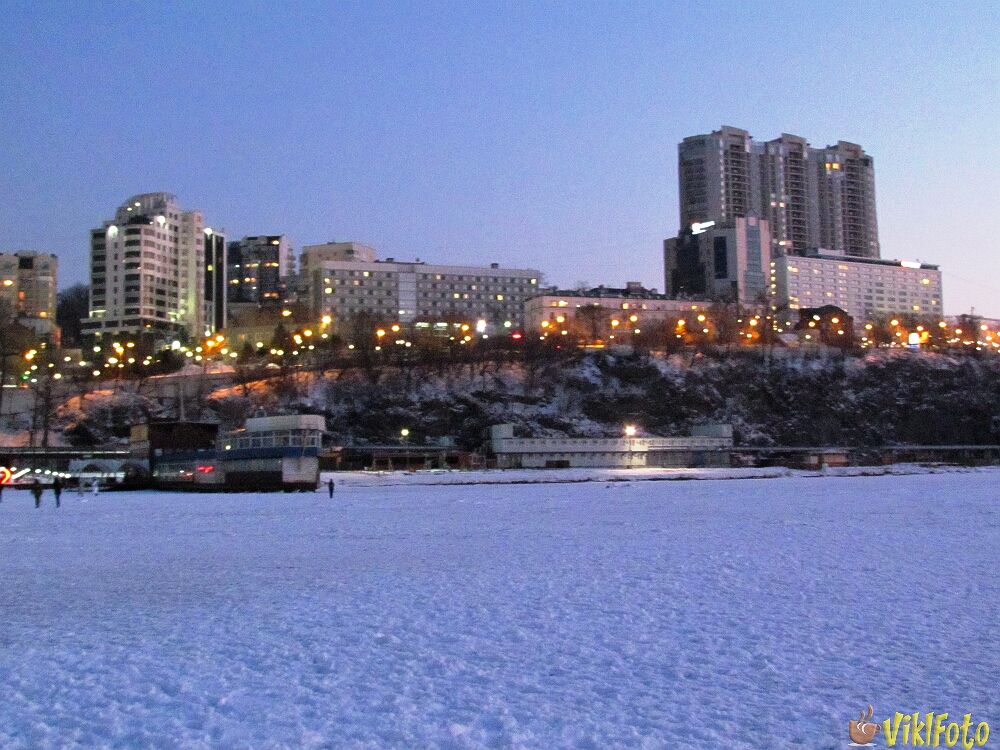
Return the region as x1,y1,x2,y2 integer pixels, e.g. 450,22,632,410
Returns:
802,253,939,271
532,283,667,300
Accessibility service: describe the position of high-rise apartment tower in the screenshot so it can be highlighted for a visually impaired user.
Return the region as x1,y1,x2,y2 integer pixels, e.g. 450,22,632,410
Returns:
82,192,224,342
677,126,879,258
226,235,294,309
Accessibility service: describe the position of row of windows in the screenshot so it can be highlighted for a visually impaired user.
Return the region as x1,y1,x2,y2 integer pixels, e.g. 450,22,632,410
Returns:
321,269,535,284
228,430,322,449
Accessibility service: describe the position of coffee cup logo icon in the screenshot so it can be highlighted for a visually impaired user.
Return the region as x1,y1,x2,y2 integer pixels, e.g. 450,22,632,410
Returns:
850,704,880,746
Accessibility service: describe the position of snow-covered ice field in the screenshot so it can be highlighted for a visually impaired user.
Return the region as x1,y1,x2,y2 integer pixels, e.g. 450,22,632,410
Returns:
1,471,998,749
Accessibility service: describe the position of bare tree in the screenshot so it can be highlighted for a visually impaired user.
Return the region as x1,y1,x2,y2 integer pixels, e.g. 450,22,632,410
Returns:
25,348,63,447
55,283,89,349
573,304,609,345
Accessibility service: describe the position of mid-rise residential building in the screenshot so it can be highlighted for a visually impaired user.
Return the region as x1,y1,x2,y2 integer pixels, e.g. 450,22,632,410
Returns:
663,216,772,305
526,283,706,333
226,235,294,309
302,245,540,327
678,126,879,258
771,254,943,322
82,192,224,342
0,251,58,337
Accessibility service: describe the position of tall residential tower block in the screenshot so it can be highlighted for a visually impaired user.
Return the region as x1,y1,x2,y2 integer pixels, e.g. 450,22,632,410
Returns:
678,126,879,259
82,193,225,342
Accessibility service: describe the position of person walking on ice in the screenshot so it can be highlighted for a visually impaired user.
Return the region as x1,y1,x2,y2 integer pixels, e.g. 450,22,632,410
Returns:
327,478,335,498
30,480,43,509
53,477,63,508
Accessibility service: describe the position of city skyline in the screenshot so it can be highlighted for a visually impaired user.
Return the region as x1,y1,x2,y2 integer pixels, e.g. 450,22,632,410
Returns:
2,2,998,316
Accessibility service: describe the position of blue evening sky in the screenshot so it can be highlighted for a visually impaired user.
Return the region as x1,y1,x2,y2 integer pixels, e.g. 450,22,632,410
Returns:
1,1,997,315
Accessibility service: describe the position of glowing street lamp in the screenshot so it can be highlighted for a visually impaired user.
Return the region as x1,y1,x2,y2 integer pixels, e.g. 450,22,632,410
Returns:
624,425,637,437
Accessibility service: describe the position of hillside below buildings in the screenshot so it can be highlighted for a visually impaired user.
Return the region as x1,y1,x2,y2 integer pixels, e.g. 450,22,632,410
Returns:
17,349,1000,453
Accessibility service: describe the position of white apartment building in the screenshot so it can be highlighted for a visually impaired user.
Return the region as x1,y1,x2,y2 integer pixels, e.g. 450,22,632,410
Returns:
0,251,58,337
82,193,224,342
303,245,540,326
772,254,943,322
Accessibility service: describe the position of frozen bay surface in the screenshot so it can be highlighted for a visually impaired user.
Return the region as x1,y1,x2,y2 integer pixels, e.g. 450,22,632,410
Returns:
1,471,998,748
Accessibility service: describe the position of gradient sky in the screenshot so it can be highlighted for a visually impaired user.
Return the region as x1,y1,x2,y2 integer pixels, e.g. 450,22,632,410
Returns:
1,1,998,315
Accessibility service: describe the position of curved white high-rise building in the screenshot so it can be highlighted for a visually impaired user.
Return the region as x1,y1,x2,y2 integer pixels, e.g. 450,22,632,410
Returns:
82,192,225,342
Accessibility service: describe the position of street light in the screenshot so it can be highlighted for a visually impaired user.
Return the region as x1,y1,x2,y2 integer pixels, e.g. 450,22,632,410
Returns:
400,428,410,438
623,424,639,467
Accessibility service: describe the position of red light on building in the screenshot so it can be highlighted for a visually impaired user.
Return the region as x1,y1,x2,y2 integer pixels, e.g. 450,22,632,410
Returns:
195,465,216,474
511,332,523,340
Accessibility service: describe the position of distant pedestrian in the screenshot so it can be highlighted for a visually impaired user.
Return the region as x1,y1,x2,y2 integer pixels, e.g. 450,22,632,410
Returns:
31,481,43,509
53,477,63,508
327,478,336,498
0,483,4,503
91,479,100,496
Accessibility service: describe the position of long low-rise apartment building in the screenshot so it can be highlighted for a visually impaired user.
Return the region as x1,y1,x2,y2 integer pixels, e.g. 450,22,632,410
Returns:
301,242,540,327
771,253,943,323
526,282,707,335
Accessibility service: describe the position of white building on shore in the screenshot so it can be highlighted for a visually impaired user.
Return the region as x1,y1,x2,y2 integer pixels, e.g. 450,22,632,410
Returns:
489,424,733,469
